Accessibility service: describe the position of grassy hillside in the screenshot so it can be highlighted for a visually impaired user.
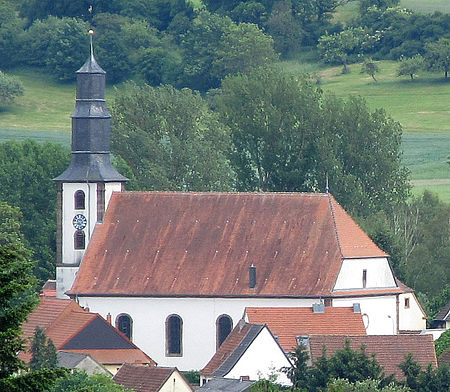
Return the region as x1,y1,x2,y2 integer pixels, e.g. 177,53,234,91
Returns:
313,60,450,201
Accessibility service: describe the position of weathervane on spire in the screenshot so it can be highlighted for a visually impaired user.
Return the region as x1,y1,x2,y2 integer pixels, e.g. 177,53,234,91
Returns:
88,5,94,57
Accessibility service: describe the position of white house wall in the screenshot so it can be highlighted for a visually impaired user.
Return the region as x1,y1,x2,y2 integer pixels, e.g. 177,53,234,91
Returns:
333,258,396,290
76,296,316,370
225,327,291,386
333,296,397,335
398,293,426,331
160,371,193,392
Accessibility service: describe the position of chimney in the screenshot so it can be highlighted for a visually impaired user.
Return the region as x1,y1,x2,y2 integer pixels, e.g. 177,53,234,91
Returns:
107,313,112,324
249,264,256,288
312,303,325,313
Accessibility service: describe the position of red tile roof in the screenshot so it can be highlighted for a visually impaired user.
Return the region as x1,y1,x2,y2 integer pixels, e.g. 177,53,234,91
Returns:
308,335,437,379
201,321,258,377
114,364,192,392
69,192,387,297
245,307,366,352
63,349,155,366
20,297,154,366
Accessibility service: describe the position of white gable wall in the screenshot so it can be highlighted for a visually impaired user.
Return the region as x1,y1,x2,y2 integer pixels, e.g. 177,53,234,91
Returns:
225,326,291,385
398,293,426,331
76,296,316,370
160,370,193,392
333,295,397,335
334,258,396,290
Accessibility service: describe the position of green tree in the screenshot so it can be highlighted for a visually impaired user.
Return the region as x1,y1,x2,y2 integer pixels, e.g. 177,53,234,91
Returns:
425,38,450,79
397,55,424,80
180,11,277,91
266,1,303,57
284,344,311,390
309,340,385,390
136,47,182,86
325,378,409,392
400,192,450,297
44,17,90,81
216,67,409,217
29,326,58,371
0,71,24,106
0,202,38,378
359,0,400,13
318,28,367,73
399,353,450,392
0,368,68,392
360,58,379,82
50,371,130,392
0,0,26,68
435,329,450,357
0,140,70,284
111,83,235,191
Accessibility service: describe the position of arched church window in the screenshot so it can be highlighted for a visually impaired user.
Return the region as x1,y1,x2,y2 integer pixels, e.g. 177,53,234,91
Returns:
166,314,182,356
74,230,85,250
116,314,133,340
216,315,233,348
75,190,85,210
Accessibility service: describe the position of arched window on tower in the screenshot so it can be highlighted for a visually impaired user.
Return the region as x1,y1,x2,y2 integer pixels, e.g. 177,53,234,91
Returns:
116,314,133,340
74,230,85,250
166,314,182,356
74,190,85,210
216,315,233,348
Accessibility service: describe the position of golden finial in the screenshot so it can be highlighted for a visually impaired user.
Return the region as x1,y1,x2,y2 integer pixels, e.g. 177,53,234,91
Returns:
88,5,93,13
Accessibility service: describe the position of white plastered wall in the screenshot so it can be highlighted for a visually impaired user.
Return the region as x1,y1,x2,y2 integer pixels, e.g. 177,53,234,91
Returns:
333,295,397,335
160,371,193,392
76,296,316,371
333,258,396,290
398,292,426,331
225,326,291,385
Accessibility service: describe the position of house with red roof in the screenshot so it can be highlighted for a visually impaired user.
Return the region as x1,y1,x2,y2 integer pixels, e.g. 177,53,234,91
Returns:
53,48,426,372
200,320,291,386
21,295,155,374
306,334,437,380
113,364,193,392
244,305,366,352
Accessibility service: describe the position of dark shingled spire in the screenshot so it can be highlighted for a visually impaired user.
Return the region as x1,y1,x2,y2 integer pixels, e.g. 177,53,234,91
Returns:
54,36,127,183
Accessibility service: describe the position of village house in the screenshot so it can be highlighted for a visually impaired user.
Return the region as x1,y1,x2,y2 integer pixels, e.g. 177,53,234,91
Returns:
54,49,426,371
21,289,155,374
200,320,292,386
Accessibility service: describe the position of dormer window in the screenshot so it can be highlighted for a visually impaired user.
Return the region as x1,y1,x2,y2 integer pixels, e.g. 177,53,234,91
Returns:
362,269,367,288
75,190,85,210
74,230,85,250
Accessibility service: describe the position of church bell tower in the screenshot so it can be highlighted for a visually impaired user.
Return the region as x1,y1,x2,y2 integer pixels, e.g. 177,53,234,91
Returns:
54,34,127,298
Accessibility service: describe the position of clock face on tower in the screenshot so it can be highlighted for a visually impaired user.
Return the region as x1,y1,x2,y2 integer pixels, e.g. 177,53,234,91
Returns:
72,214,87,230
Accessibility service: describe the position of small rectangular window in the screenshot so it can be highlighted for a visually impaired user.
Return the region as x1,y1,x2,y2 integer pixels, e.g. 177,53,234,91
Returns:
362,269,367,288
404,297,410,309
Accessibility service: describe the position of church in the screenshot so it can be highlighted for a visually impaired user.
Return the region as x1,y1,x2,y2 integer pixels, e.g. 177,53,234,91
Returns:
54,47,426,370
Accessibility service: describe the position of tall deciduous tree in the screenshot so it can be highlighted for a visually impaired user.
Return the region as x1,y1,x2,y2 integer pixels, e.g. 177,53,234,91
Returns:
0,140,70,284
0,202,38,378
111,83,235,191
0,71,24,106
216,66,409,217
180,11,277,91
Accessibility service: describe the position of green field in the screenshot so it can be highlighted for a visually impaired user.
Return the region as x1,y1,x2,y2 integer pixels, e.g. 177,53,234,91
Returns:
312,60,450,201
401,0,450,13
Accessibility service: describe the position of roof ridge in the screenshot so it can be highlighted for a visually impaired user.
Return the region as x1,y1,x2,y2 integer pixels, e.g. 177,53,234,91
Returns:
327,194,344,259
